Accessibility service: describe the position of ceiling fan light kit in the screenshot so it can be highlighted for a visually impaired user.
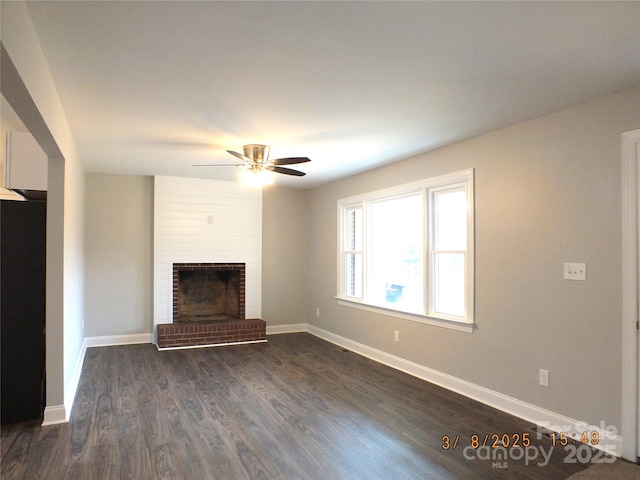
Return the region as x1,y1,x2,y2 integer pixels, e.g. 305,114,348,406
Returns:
194,143,310,185
241,169,274,186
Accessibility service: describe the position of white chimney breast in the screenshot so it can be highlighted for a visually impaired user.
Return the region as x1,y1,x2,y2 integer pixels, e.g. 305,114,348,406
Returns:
153,176,262,326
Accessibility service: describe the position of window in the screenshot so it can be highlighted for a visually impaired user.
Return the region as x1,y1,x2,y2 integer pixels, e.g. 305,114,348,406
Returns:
343,206,363,298
337,169,474,331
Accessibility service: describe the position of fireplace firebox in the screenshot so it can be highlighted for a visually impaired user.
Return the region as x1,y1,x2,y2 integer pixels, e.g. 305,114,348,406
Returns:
172,263,245,322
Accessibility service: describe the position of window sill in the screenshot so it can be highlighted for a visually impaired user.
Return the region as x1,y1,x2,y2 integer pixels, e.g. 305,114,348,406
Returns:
336,297,475,333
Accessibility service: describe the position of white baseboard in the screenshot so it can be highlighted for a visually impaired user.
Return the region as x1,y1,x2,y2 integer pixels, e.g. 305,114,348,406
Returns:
156,339,268,351
307,324,623,457
43,339,87,426
266,323,308,335
63,339,88,422
42,404,67,426
84,332,153,348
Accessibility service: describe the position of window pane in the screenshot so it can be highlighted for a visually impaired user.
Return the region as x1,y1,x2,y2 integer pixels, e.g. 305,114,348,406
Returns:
433,253,465,317
368,194,423,311
433,189,467,250
345,253,362,298
344,207,362,251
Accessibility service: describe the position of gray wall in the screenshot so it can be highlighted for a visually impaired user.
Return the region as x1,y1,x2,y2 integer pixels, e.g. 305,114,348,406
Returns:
262,187,309,326
306,87,640,429
84,173,153,337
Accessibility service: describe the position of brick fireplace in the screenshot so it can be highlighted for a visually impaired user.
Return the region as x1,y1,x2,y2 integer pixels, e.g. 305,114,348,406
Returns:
156,263,266,349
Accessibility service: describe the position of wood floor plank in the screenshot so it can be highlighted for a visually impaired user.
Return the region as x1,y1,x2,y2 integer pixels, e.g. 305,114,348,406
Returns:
0,424,36,478
1,333,610,479
21,423,70,479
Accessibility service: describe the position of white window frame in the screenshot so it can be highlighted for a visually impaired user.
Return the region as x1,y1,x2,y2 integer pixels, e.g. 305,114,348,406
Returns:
337,169,475,333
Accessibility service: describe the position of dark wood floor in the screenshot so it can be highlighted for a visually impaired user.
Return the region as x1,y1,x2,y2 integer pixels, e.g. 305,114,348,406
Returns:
0,333,609,479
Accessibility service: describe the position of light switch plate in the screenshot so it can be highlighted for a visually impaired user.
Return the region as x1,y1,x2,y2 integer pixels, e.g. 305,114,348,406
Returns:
564,262,586,281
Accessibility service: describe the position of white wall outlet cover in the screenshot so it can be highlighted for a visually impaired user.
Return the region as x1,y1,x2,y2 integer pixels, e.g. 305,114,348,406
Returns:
564,262,586,281
539,368,549,387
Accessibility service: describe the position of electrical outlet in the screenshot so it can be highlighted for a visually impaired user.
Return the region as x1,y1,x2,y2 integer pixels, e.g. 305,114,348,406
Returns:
539,369,549,387
564,262,586,281
316,308,320,318
394,330,399,342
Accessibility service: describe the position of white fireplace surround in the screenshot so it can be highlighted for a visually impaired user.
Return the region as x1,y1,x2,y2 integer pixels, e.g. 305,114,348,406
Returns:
153,176,262,326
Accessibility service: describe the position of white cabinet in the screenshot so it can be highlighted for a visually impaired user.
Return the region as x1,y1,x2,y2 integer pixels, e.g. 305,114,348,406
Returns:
3,131,47,192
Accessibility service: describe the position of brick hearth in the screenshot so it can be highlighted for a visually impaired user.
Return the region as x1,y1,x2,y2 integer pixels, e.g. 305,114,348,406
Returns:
156,318,266,349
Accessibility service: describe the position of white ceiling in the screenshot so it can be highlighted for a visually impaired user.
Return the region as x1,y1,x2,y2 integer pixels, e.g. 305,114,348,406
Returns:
21,1,640,188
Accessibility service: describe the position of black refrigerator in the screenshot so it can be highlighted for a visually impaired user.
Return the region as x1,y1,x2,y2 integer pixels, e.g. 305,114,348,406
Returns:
1,199,46,423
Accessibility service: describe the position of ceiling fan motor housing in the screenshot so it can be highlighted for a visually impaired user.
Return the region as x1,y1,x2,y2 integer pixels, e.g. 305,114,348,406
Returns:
243,144,270,164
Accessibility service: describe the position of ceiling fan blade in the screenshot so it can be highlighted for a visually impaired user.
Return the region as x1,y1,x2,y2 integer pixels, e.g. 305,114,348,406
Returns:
226,150,252,163
272,157,311,166
270,166,306,177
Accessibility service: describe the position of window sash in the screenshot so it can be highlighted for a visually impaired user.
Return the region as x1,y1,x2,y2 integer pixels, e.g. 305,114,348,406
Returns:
428,184,469,320
342,206,363,299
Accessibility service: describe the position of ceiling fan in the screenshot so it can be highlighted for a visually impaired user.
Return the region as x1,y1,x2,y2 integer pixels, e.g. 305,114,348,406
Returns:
193,144,310,177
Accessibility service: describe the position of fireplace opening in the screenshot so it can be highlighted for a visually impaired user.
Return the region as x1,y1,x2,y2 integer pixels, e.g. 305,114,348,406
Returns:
173,263,245,322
